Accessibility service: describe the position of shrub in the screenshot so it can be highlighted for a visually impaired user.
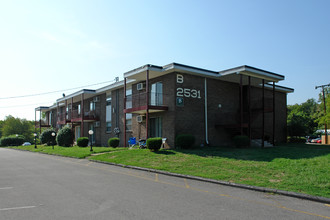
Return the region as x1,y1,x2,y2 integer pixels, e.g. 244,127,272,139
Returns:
288,136,306,143
146,137,162,152
108,137,120,148
175,134,195,149
56,126,73,147
40,129,56,146
77,137,89,147
233,135,249,148
0,135,25,146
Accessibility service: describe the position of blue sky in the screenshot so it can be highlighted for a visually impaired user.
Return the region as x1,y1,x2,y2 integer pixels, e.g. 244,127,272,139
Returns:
0,0,329,120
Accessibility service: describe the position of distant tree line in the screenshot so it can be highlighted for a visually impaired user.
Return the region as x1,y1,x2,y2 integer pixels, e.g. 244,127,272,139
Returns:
0,115,35,143
287,88,330,137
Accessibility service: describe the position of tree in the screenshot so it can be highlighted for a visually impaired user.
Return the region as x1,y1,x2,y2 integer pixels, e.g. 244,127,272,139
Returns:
317,87,330,129
287,99,319,136
1,115,34,142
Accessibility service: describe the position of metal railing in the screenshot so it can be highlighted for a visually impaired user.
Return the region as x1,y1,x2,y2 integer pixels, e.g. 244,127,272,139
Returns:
125,92,166,109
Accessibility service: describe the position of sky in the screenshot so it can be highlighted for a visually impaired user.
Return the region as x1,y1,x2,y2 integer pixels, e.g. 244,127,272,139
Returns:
0,0,329,121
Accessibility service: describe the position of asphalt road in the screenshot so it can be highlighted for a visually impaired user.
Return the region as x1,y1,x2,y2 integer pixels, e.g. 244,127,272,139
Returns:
0,148,329,220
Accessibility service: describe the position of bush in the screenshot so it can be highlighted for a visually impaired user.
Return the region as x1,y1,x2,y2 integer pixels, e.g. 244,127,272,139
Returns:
77,137,89,147
0,135,25,146
40,129,56,146
288,136,306,143
146,137,162,152
56,127,73,147
233,135,249,148
175,134,195,149
108,137,120,148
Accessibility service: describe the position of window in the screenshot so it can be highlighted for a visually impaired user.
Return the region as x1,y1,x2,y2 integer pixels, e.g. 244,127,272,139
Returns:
106,122,112,132
49,111,52,126
149,117,162,137
126,87,132,108
126,113,132,131
66,105,70,119
106,97,112,132
90,101,95,111
78,104,81,115
150,82,163,106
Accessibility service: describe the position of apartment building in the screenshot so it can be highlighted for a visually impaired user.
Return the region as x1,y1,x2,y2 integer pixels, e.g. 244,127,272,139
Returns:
35,63,293,147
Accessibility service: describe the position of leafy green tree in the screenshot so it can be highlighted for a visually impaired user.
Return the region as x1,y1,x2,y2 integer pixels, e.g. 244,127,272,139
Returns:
1,115,34,142
317,87,330,129
287,99,319,136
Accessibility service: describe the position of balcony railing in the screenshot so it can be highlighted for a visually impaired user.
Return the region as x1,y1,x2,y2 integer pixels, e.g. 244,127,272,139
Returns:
124,92,168,113
57,112,67,124
126,92,166,108
35,120,51,128
57,110,98,123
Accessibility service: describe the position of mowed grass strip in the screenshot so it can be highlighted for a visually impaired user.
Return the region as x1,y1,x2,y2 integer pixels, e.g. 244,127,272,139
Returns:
9,145,123,158
90,144,330,198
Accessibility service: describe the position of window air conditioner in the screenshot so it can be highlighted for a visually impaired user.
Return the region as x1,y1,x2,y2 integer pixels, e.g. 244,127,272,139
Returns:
136,115,144,123
93,96,100,102
137,83,144,91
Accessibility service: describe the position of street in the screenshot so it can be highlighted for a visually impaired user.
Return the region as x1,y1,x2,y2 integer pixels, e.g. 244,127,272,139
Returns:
0,148,329,220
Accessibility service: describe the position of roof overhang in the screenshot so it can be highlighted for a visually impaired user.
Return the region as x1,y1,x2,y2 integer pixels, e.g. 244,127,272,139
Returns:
35,106,49,111
263,84,294,93
123,63,285,86
57,89,96,103
96,79,135,94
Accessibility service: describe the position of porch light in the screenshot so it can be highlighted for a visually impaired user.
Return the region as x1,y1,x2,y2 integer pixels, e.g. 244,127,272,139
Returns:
88,130,94,152
51,132,56,150
34,133,37,149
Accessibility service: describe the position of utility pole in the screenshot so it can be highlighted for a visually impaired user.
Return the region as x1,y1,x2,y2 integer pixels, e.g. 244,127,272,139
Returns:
315,83,330,144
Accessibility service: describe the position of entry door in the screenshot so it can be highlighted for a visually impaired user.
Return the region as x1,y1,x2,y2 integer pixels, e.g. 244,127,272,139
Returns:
149,117,162,138
75,126,81,142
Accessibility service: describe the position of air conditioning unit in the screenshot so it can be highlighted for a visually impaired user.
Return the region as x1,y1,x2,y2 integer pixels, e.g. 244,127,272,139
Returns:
94,121,100,127
137,83,144,91
93,96,100,102
136,115,144,123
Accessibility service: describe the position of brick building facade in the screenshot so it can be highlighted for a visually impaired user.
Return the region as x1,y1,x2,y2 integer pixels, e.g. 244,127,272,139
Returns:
35,63,293,147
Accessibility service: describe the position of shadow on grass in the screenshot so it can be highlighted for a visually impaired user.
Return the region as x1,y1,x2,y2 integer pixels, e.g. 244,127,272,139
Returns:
154,150,175,155
174,144,330,162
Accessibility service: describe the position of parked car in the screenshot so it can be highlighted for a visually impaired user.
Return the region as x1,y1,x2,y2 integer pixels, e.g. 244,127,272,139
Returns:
317,139,322,144
311,138,321,143
22,142,31,146
306,136,317,143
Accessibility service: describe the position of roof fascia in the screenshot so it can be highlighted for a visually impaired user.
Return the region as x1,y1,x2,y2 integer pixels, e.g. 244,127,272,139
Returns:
56,89,95,102
219,65,284,82
263,83,294,93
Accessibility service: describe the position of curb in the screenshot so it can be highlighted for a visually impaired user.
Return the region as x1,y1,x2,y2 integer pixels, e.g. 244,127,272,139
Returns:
5,148,330,204
89,159,330,204
7,147,83,159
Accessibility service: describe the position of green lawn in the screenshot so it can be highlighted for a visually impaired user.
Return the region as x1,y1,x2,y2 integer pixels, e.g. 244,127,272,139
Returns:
9,145,124,158
90,144,330,198
7,143,329,198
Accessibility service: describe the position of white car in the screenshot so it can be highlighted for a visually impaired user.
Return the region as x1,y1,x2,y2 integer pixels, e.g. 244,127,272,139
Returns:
22,142,31,146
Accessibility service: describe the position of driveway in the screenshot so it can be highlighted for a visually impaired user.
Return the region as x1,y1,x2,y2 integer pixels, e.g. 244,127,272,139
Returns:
0,148,329,220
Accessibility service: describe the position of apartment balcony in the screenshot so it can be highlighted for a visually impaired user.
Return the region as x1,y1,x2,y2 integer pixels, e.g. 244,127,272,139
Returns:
57,112,71,125
71,109,99,122
35,120,51,128
124,92,168,114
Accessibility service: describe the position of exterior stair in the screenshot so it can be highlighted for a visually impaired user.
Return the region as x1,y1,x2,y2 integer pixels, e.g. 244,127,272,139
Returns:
251,139,273,147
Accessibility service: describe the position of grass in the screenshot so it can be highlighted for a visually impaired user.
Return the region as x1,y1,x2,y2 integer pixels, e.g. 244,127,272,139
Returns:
89,144,330,198
5,143,330,198
8,145,123,158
